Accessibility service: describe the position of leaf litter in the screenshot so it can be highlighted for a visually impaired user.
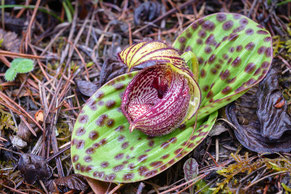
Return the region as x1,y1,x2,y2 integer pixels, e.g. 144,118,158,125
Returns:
0,0,290,193
226,63,291,153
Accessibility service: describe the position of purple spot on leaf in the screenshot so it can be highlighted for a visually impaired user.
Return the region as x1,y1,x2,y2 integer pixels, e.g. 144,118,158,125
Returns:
105,173,116,181
114,83,125,90
204,47,212,54
205,34,215,45
115,153,124,160
78,115,89,124
211,68,217,74
138,155,147,162
138,166,149,176
258,46,266,54
89,101,97,110
246,78,256,86
265,47,272,57
203,85,209,92
232,57,241,67
72,155,79,162
145,170,158,178
122,142,129,149
150,161,163,168
254,68,261,76
200,69,206,78
198,57,204,65
115,125,125,132
245,28,254,35
222,86,232,94
196,39,203,45
198,30,206,38
233,13,241,19
76,140,85,149
95,92,104,99
106,119,114,127
106,100,116,108
169,137,177,144
148,140,154,147
179,37,186,43
220,70,230,80
223,21,233,30
236,45,243,52
89,131,99,140
98,101,104,106
208,54,216,64
264,37,272,42
245,63,256,73
191,23,198,30
202,21,215,31
123,173,134,181
229,33,239,41
96,114,108,126
84,155,92,163
216,13,226,22
76,127,86,136
245,42,255,50
240,18,248,25
261,61,270,69
86,147,95,154
101,162,109,168
206,91,213,99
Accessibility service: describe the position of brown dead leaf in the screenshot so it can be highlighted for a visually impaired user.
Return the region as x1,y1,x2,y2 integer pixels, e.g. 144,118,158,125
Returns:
35,110,44,123
0,29,21,53
226,65,291,153
17,120,36,142
47,174,88,192
86,177,114,194
76,80,98,97
17,153,52,184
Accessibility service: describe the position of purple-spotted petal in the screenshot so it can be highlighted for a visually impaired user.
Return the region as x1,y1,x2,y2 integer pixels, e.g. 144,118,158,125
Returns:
122,65,191,136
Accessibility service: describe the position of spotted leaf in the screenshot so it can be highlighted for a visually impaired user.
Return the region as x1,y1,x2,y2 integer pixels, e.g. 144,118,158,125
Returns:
71,71,218,182
173,12,273,120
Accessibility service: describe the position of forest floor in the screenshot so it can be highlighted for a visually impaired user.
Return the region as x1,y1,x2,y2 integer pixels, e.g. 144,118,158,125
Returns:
0,0,290,193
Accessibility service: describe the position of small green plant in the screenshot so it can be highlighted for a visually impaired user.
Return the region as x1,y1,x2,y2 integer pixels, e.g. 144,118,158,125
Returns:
5,58,34,81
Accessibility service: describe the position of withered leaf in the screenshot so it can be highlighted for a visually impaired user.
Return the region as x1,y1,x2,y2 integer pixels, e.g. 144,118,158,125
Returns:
99,57,127,87
17,153,52,184
0,140,17,162
47,174,88,192
183,158,199,181
76,80,98,97
208,124,229,137
226,66,291,153
11,135,27,149
17,120,36,142
99,57,156,88
0,29,21,53
134,2,162,26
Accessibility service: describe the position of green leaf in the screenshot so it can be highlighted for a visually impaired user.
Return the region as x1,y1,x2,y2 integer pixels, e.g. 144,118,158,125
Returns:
10,58,34,73
173,12,272,120
4,68,17,81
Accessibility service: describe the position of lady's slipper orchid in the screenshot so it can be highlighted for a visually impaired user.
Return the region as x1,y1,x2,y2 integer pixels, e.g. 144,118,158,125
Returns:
71,13,273,183
119,41,201,136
